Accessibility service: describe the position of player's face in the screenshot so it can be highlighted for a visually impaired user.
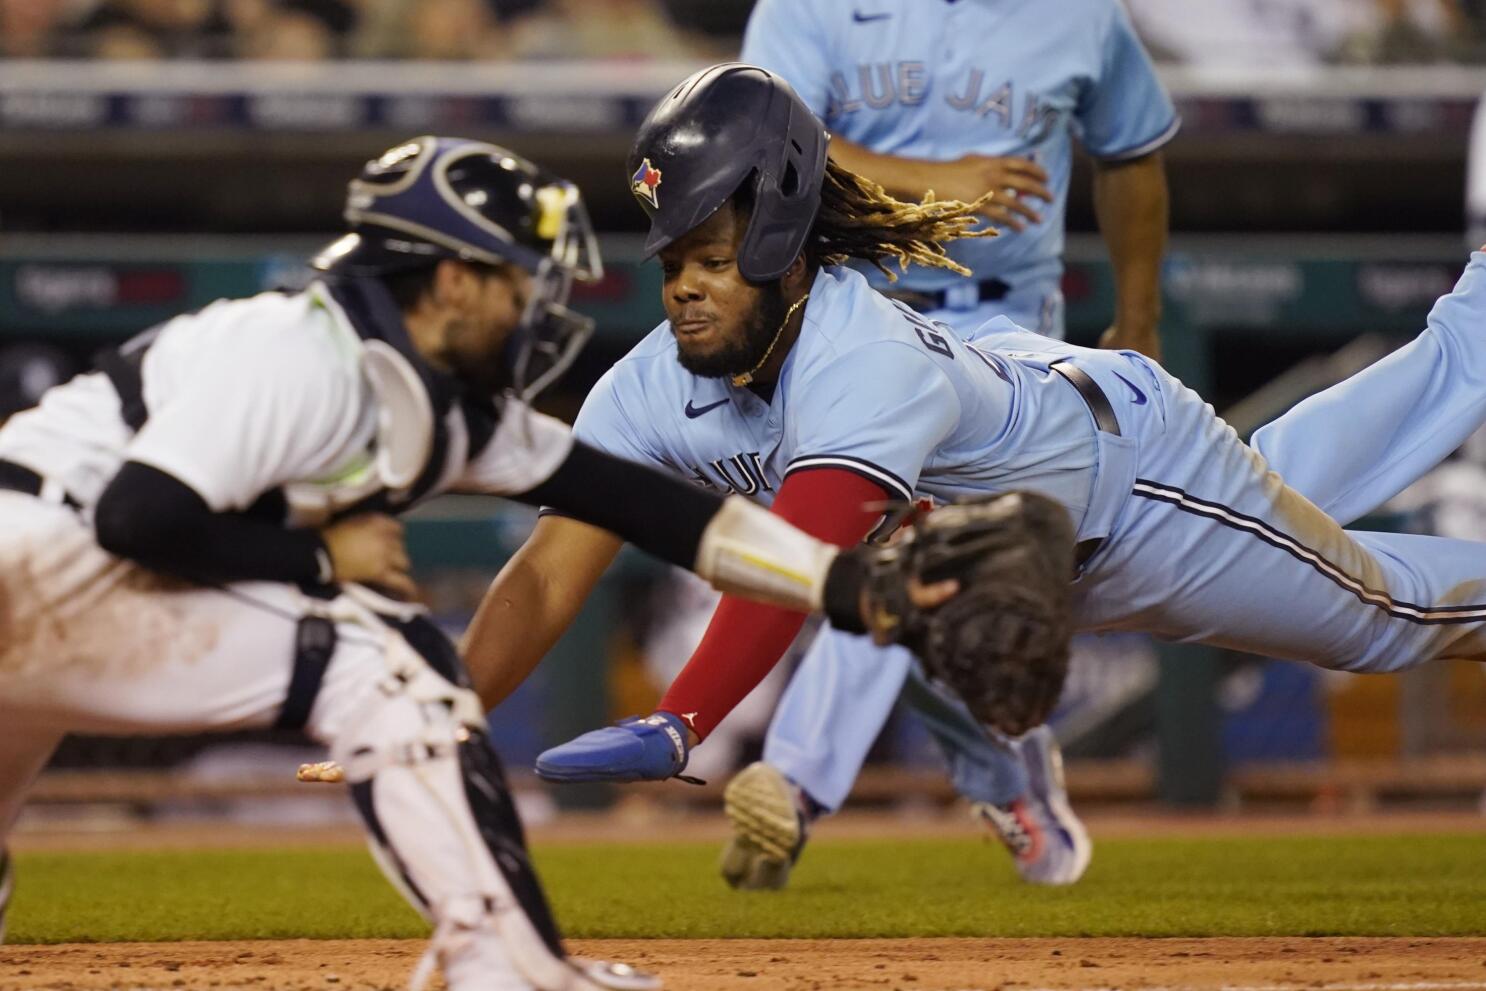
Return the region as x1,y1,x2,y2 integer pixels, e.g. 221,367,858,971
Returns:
439,263,531,390
659,203,787,379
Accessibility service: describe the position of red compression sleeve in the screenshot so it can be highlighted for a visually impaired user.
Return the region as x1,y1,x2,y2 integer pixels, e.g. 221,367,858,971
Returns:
657,467,890,740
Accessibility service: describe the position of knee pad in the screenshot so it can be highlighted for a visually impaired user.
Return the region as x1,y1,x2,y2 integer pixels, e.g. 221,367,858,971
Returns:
332,635,485,777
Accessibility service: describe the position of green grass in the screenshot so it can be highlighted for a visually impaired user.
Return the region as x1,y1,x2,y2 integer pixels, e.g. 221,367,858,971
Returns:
9,833,1486,944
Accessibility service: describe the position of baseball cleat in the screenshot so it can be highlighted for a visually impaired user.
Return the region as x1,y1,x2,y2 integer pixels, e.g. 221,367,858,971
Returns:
973,725,1091,885
414,918,662,991
720,761,809,890
535,712,692,783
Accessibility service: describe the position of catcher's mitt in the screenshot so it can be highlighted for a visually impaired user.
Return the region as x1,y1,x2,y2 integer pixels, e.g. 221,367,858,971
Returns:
860,491,1076,738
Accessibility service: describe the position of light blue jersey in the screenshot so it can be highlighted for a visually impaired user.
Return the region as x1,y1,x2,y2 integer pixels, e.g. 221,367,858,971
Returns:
579,255,1486,796
576,266,1108,536
742,0,1177,336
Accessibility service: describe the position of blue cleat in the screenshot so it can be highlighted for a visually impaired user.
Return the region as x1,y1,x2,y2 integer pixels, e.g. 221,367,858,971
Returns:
535,712,692,783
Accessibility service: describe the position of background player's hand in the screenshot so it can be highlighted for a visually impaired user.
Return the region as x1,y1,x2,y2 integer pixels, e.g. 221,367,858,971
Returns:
319,512,417,599
915,155,1052,231
1099,323,1162,361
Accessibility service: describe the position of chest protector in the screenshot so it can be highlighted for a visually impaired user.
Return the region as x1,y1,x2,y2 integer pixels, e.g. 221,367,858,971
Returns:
94,277,499,526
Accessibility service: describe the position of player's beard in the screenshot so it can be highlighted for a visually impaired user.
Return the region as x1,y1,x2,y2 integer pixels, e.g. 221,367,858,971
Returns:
675,282,789,380
442,314,512,394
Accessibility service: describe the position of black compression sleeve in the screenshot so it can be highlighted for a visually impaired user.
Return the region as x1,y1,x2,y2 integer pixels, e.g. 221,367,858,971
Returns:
513,440,724,569
821,550,869,635
95,461,327,586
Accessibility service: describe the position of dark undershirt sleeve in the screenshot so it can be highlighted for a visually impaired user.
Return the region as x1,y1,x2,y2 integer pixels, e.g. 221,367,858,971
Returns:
821,550,870,635
94,461,328,586
512,440,725,570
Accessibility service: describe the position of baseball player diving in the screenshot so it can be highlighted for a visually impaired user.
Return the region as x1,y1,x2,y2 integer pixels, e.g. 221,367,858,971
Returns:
463,64,1486,883
0,135,1001,990
688,0,1180,889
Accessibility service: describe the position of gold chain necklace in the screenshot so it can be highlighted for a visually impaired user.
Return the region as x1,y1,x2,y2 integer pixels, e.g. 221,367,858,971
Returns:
731,292,810,388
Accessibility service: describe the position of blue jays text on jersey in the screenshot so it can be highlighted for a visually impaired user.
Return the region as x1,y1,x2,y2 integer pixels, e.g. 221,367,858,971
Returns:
824,63,1061,148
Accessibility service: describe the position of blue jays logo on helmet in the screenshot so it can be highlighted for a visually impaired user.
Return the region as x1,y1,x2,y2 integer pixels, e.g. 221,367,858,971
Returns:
631,158,663,209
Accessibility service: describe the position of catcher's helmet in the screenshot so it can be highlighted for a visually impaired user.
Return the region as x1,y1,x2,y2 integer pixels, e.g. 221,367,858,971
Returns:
628,63,828,282
313,136,602,401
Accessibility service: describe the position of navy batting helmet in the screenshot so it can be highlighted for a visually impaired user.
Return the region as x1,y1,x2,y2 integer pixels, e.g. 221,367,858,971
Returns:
313,136,602,401
628,63,828,282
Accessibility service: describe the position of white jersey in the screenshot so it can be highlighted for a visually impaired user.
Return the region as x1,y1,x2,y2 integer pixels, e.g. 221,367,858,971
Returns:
0,280,573,520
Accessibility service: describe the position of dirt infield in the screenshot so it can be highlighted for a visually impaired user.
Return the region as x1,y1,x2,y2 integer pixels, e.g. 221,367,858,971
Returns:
5,937,1486,991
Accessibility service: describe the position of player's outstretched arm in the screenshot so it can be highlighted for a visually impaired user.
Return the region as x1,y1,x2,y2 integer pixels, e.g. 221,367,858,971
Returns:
462,513,622,712
529,486,1075,787
462,435,909,713
530,467,892,785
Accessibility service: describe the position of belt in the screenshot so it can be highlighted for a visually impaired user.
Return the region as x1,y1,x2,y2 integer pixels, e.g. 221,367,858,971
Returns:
883,277,1011,313
0,459,81,509
1048,363,1120,570
1050,362,1120,436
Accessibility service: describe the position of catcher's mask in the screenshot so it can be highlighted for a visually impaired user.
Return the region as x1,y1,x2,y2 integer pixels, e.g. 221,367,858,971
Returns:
628,63,828,283
313,135,602,401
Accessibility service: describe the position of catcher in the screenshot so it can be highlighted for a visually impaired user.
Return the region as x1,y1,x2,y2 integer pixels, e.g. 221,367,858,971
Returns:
0,131,1035,991
465,62,1486,869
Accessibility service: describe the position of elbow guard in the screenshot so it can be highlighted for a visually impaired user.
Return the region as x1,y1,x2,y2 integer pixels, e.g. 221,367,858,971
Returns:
693,496,839,613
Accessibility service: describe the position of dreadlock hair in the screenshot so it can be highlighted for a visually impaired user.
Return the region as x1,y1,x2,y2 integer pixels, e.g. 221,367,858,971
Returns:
807,158,996,281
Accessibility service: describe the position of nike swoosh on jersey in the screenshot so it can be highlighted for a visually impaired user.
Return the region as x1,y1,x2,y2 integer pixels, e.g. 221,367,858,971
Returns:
852,11,891,23
684,398,730,418
1112,372,1148,405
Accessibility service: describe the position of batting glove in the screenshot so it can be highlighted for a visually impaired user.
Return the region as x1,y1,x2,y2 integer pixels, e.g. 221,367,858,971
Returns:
535,712,696,783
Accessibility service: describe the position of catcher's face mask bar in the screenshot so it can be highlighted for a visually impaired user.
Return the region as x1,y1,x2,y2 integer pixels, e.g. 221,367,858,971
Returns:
508,183,602,402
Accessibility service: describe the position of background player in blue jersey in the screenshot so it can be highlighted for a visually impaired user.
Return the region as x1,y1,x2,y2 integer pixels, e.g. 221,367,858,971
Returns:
707,0,1179,889
742,0,1175,349
469,67,1486,896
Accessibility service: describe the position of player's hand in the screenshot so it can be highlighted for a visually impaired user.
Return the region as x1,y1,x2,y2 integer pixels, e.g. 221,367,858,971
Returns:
865,574,963,645
915,155,1052,231
1099,323,1162,361
319,512,418,600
